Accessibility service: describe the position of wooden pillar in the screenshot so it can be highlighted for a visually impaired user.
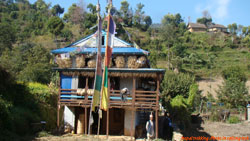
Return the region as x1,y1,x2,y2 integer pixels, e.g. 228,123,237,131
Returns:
156,74,160,109
155,110,158,139
57,72,61,130
106,108,109,137
106,77,110,137
57,105,60,130
132,77,136,107
85,107,87,134
130,109,135,140
84,78,89,134
130,77,136,139
85,77,89,102
155,74,160,139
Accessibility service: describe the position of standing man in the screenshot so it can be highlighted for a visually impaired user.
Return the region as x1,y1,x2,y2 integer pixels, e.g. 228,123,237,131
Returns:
166,112,173,140
146,114,154,140
120,87,129,102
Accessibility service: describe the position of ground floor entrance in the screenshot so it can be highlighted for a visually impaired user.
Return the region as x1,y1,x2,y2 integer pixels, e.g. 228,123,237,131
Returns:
69,107,125,136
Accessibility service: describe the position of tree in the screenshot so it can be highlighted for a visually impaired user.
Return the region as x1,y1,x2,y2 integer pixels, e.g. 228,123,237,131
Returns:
34,0,49,12
161,71,195,100
133,3,145,27
119,0,133,27
143,15,152,30
82,3,97,29
228,23,238,35
60,28,73,42
47,16,64,37
0,22,16,54
161,13,184,27
217,66,249,108
197,10,212,26
51,4,64,16
18,44,53,83
63,3,85,24
0,43,53,83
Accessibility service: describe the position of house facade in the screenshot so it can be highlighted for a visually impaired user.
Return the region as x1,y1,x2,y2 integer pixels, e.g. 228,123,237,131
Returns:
208,24,228,33
187,23,207,32
51,31,165,138
188,22,228,34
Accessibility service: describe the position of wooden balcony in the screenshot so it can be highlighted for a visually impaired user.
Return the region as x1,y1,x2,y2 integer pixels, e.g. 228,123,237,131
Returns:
58,89,159,110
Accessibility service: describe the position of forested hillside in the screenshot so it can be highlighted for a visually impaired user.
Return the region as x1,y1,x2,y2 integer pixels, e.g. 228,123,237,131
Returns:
1,0,250,139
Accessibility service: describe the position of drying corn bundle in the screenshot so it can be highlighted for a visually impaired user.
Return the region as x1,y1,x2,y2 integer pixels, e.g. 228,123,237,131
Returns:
87,59,96,68
127,56,137,68
115,56,125,68
56,56,72,68
102,58,113,68
135,56,147,68
76,55,85,68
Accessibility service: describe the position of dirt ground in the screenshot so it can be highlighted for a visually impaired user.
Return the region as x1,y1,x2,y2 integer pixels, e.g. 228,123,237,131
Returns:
182,121,250,140
35,134,134,141
35,121,250,141
201,121,250,137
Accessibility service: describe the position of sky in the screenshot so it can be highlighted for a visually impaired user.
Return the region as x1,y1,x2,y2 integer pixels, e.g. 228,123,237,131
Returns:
29,0,250,26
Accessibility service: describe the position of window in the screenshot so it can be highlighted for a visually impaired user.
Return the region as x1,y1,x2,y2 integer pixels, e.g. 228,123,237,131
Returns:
78,76,86,88
78,76,94,89
88,78,94,89
102,36,105,45
110,77,120,90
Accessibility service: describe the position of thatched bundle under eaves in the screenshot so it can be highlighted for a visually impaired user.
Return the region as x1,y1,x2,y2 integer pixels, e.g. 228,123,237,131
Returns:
135,56,147,68
115,56,125,68
76,55,85,68
56,57,72,68
128,56,137,68
87,59,96,68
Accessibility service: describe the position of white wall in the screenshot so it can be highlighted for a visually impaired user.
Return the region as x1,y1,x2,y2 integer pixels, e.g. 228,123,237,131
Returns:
120,78,133,93
124,109,136,136
64,106,75,130
71,76,78,89
75,36,131,47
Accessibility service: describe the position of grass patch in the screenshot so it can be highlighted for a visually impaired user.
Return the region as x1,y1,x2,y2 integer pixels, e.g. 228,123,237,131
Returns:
227,116,241,124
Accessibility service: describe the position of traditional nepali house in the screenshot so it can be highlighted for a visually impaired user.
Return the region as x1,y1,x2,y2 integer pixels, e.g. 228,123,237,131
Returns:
187,23,207,32
208,24,228,33
51,31,165,138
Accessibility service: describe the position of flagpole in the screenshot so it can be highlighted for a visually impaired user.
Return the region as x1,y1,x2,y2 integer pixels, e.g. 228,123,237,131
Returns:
97,0,112,138
88,0,102,136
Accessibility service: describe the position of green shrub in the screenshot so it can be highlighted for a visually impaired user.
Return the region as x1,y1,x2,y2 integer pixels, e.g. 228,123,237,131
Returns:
210,109,221,122
187,84,199,108
27,82,58,130
227,116,240,124
170,95,190,128
0,66,58,137
217,66,249,108
161,71,195,100
37,131,52,137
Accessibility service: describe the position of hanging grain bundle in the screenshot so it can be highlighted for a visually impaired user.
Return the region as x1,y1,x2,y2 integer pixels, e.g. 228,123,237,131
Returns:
63,58,72,68
135,56,147,68
87,59,96,68
76,55,85,68
127,56,137,68
55,56,63,68
56,56,72,68
115,56,125,68
102,58,113,68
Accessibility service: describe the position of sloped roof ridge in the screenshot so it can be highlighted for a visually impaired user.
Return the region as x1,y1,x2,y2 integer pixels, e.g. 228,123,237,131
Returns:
67,30,132,47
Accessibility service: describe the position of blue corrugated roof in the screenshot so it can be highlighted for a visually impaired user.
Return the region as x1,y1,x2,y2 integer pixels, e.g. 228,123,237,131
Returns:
51,47,149,55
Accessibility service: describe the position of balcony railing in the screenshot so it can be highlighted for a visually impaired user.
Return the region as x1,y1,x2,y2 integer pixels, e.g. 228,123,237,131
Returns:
59,89,159,109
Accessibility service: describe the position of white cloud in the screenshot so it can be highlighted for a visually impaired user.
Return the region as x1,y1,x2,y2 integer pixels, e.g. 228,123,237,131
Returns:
215,0,230,19
195,0,231,22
